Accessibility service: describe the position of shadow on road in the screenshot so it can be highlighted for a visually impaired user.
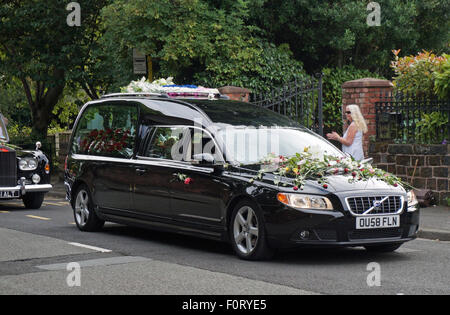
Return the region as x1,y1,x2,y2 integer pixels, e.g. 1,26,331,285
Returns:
99,224,413,265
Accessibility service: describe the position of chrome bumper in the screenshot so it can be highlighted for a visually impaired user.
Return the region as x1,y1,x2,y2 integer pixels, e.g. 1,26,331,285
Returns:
0,183,53,197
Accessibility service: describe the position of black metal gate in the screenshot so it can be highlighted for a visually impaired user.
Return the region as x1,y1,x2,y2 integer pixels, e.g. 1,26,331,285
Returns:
250,74,323,136
375,92,450,144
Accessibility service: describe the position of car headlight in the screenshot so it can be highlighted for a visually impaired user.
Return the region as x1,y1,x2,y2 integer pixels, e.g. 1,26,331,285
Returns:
18,157,39,171
407,190,419,211
277,193,333,211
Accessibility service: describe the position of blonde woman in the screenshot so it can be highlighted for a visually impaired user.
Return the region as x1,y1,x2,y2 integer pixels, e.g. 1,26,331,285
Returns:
326,104,368,161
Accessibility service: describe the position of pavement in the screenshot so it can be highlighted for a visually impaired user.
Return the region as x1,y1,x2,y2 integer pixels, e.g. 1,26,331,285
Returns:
47,178,450,242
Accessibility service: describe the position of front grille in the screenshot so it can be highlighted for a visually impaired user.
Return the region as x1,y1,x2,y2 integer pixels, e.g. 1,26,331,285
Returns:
348,228,403,240
346,196,403,216
0,150,17,187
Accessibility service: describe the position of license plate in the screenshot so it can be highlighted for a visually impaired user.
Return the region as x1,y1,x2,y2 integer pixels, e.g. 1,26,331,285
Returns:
356,215,400,230
0,191,19,199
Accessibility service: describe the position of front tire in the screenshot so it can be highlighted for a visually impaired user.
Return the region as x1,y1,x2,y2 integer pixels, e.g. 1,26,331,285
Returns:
230,200,274,260
364,243,403,253
22,192,45,209
73,185,104,231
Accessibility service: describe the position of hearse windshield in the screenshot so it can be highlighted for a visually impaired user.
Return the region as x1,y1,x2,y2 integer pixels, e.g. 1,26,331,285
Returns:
216,127,343,164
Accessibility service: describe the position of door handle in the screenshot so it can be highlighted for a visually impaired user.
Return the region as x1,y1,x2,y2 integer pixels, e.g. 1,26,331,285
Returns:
136,168,147,175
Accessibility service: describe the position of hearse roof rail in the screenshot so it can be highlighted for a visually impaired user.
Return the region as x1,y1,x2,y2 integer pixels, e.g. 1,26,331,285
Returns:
101,92,230,100
101,92,168,99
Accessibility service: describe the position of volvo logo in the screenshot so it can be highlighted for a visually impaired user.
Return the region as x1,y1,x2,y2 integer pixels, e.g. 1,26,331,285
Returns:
373,200,382,210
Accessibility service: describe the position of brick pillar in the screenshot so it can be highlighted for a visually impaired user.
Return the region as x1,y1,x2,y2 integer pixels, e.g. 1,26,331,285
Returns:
218,86,251,102
342,78,394,158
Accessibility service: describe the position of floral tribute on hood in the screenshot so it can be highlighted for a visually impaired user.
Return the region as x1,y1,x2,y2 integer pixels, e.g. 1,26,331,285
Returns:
249,147,412,191
121,77,220,99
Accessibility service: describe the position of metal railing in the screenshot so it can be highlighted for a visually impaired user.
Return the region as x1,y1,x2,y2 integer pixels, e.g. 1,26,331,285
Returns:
375,92,450,144
250,74,323,136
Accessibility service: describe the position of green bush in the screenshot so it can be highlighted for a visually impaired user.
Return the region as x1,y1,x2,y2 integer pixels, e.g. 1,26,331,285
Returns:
7,123,32,142
416,111,449,144
194,42,307,93
434,54,450,99
391,50,447,96
322,66,384,134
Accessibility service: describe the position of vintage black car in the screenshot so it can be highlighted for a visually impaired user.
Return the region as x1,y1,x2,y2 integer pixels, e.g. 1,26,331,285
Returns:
0,113,52,209
65,93,420,260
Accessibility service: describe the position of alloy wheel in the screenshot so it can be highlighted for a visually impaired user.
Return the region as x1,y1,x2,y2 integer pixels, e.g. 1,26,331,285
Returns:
233,206,259,255
75,189,90,227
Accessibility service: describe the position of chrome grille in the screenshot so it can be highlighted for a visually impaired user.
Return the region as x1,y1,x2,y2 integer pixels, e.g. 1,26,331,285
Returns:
0,150,17,187
346,196,403,216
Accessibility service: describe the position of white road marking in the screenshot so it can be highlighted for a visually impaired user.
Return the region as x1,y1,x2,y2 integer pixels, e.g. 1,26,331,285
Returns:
36,256,151,271
68,242,112,253
26,215,51,221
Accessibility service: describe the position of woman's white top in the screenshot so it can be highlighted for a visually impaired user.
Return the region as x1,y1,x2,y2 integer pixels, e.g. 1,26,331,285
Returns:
342,124,364,161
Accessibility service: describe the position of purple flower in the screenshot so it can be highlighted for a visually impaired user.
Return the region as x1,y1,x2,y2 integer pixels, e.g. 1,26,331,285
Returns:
442,139,448,145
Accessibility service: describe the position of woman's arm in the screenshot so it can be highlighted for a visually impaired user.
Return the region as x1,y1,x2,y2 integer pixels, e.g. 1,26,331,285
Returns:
338,123,357,146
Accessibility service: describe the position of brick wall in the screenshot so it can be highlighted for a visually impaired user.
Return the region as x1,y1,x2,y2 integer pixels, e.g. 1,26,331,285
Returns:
369,143,450,205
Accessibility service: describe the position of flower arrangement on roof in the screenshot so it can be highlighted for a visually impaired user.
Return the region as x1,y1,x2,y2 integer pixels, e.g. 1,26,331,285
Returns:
121,77,220,98
249,148,412,191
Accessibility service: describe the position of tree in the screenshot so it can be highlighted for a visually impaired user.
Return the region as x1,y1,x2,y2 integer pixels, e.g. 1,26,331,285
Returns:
101,0,306,91
0,75,30,126
0,0,109,137
247,0,448,76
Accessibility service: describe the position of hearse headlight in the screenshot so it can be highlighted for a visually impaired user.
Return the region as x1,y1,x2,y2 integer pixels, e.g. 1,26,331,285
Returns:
277,193,333,211
18,157,38,171
407,190,419,211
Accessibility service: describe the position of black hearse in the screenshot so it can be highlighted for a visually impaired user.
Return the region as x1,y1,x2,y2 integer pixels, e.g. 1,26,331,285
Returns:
65,93,419,260
0,113,52,209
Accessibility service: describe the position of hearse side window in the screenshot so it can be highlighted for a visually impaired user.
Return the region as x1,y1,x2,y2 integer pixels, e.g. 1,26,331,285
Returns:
72,104,138,158
145,127,179,160
145,126,220,163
